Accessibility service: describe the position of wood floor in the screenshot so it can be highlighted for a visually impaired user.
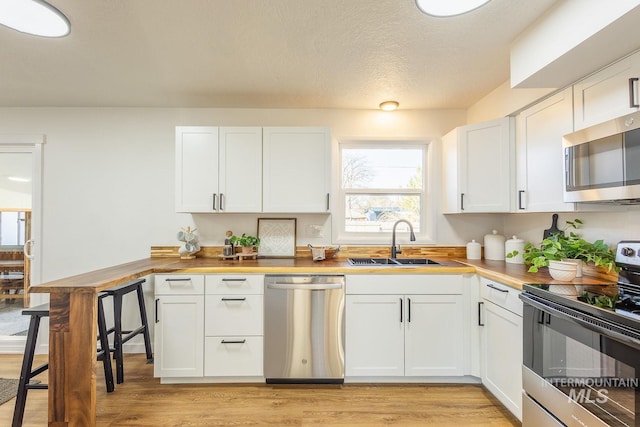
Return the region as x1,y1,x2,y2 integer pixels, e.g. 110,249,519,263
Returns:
0,354,520,426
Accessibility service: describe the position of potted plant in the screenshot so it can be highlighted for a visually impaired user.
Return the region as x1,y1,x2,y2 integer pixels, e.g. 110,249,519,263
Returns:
229,233,260,254
509,219,617,273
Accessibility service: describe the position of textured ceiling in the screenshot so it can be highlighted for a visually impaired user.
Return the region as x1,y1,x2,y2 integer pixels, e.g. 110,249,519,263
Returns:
0,0,556,109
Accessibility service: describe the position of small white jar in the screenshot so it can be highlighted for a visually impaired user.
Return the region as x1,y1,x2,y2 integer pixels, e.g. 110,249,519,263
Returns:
505,235,525,264
466,240,482,260
484,230,505,260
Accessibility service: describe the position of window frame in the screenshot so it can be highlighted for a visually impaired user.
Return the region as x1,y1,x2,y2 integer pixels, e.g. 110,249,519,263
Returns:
332,138,436,245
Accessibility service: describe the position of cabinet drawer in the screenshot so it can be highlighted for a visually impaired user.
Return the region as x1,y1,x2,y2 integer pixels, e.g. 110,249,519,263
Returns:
205,294,263,336
206,274,264,294
346,274,464,295
480,278,522,316
204,336,263,377
155,275,204,295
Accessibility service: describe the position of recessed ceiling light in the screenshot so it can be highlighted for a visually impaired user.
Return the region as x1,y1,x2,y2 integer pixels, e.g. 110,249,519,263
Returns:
379,101,399,112
0,0,70,37
415,0,492,17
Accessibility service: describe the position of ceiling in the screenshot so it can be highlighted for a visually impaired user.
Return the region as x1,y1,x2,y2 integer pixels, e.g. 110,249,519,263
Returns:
0,0,557,110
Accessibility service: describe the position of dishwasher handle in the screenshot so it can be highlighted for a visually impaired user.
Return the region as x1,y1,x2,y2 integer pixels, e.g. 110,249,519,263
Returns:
266,283,343,290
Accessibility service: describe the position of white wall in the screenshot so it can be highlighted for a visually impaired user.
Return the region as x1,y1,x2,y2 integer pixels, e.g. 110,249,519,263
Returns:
0,107,476,282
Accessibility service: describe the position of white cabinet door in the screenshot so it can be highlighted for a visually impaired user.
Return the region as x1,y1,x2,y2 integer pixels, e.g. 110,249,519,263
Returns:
154,294,204,378
405,294,464,376
345,294,404,377
515,87,575,212
574,51,640,130
262,127,330,212
442,117,514,213
481,298,523,421
175,126,218,213
219,127,262,212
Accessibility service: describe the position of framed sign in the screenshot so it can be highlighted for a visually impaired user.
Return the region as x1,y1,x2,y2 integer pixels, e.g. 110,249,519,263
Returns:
257,218,297,258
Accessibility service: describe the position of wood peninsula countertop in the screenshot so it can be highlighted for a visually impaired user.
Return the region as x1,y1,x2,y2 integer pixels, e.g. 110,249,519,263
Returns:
31,255,617,295
29,254,617,426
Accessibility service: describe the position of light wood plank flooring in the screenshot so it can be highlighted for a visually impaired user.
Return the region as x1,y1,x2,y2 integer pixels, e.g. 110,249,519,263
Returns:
0,354,520,426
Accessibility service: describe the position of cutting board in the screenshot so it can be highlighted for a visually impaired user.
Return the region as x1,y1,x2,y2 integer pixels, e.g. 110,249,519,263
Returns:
543,214,562,239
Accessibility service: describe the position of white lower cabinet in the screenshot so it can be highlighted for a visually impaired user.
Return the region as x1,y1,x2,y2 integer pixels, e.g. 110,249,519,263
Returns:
345,275,465,379
154,275,205,378
203,274,264,379
479,278,523,421
154,274,264,382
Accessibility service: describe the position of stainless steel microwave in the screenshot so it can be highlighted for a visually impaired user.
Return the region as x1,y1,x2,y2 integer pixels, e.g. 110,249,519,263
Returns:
563,110,640,203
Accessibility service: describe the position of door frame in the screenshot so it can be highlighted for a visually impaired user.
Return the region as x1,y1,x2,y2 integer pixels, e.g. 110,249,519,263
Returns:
0,134,44,353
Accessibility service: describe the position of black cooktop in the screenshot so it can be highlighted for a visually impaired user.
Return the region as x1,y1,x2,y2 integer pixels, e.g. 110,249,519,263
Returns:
522,283,640,332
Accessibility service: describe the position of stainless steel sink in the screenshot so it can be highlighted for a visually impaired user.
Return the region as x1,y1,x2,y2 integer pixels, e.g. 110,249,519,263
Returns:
347,258,440,266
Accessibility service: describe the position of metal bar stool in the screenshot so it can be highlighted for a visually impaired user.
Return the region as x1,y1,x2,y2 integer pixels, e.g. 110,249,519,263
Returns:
12,302,114,427
100,278,153,384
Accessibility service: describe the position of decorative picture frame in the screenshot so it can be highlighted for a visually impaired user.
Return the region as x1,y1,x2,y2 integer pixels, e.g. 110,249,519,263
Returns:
257,218,297,258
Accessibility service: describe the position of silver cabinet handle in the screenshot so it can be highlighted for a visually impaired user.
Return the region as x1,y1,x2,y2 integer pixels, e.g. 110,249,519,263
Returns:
221,297,246,301
222,278,247,282
478,301,484,326
165,278,191,282
212,193,217,211
460,193,465,211
326,193,330,211
220,193,225,211
399,298,403,323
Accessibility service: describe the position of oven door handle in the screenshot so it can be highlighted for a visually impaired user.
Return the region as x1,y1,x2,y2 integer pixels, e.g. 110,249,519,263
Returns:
521,293,640,351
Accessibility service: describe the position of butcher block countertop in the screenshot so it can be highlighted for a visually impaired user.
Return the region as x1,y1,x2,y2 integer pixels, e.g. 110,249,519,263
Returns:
29,253,617,426
30,255,616,294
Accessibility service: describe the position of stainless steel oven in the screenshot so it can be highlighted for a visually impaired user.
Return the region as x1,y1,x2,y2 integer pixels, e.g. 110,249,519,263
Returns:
520,241,640,426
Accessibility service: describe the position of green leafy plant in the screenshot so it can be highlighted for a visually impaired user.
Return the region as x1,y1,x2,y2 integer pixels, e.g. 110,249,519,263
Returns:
508,219,617,273
229,233,260,248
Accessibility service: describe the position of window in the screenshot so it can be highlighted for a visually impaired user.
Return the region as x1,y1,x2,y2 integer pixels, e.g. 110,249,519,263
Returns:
334,140,435,243
0,211,27,246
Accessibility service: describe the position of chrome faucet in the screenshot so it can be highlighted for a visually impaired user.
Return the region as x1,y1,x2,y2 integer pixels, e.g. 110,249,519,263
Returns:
391,219,416,258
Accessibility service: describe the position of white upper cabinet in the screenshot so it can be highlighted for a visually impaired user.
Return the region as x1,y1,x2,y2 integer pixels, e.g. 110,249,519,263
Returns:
573,50,640,130
218,127,262,213
442,117,514,213
262,127,331,213
175,126,219,213
515,87,575,212
176,126,330,213
175,126,262,213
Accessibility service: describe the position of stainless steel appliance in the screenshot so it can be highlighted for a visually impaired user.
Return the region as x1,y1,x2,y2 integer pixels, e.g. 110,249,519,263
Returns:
520,241,640,426
563,110,640,203
264,275,345,383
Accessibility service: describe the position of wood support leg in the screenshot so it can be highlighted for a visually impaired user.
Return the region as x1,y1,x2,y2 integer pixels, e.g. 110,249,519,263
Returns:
48,291,98,426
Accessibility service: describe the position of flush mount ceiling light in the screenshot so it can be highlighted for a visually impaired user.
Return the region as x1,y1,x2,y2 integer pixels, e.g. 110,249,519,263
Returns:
379,101,399,111
415,0,492,17
0,0,70,37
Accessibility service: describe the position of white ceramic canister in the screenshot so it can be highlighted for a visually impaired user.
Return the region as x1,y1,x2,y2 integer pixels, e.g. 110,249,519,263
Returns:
484,230,506,260
505,235,525,264
466,240,482,260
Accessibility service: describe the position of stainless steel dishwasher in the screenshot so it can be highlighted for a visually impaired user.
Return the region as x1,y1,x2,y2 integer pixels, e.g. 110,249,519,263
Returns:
264,274,345,384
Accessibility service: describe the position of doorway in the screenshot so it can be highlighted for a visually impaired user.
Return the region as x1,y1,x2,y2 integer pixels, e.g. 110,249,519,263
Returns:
0,139,43,352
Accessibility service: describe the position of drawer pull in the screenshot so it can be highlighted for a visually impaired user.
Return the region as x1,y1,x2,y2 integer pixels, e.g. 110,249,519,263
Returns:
486,283,509,293
478,301,484,326
221,278,247,282
221,297,246,301
165,278,191,282
221,339,246,344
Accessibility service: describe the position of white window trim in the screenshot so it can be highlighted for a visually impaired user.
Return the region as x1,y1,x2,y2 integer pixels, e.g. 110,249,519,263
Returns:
332,138,436,245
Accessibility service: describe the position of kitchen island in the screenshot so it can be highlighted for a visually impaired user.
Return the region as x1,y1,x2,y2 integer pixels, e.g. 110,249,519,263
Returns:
29,255,615,426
